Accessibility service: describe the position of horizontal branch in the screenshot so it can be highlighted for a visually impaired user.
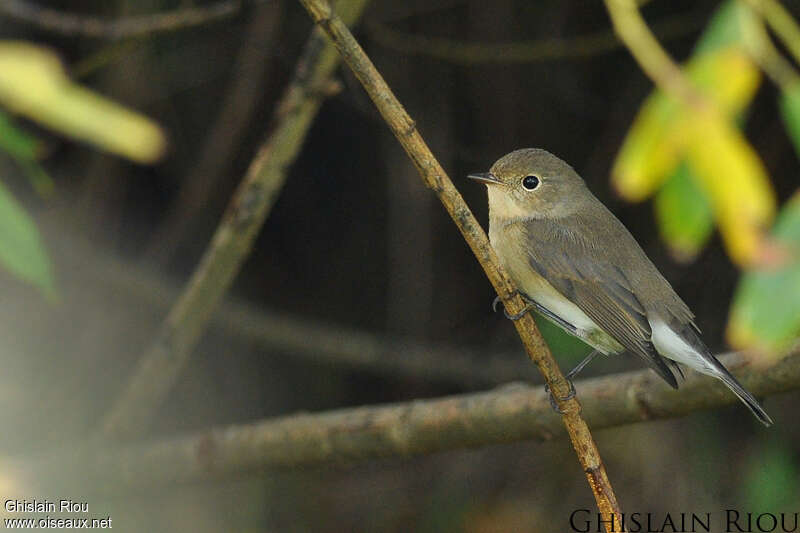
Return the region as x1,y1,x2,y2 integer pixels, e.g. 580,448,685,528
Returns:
13,351,796,492
0,0,245,39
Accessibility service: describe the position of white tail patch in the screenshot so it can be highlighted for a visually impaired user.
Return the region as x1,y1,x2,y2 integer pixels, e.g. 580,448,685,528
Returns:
649,319,717,375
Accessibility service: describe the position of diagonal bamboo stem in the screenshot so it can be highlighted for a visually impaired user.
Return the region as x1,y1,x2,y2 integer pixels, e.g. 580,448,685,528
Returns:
296,0,622,527
99,0,372,441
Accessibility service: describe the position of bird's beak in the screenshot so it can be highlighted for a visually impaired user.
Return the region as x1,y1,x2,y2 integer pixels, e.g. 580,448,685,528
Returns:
467,172,503,186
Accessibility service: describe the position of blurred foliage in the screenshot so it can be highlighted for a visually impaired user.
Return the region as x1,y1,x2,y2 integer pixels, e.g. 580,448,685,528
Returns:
728,193,800,358
0,178,54,297
0,108,38,160
685,111,775,265
0,41,166,163
0,81,52,297
613,1,772,266
614,0,800,359
779,82,800,159
654,162,713,262
0,109,53,195
0,40,168,296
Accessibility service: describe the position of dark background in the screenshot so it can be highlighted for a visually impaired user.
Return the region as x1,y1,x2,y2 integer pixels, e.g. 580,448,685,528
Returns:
0,0,798,531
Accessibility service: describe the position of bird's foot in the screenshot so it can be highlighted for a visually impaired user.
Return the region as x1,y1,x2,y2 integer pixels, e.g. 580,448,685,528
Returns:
492,292,533,321
544,379,576,414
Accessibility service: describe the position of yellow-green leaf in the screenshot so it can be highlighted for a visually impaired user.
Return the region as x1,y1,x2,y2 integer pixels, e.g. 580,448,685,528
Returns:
654,162,714,262
728,193,800,359
686,114,776,266
612,91,683,201
690,49,761,114
612,48,760,201
0,179,54,296
694,0,762,56
613,0,762,202
0,41,165,163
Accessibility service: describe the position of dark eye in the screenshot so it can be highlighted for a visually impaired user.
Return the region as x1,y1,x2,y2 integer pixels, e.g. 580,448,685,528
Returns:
522,175,540,190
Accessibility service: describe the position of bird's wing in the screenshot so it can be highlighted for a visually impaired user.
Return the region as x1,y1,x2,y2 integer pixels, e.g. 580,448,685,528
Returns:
523,221,678,388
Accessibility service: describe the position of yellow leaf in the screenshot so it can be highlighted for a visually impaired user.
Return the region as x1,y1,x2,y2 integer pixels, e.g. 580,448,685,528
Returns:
612,48,760,201
0,41,166,163
685,114,776,265
691,49,761,114
612,92,683,201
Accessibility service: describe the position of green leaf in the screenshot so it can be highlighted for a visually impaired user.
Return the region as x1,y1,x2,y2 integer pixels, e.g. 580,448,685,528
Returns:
0,108,39,159
654,161,714,262
0,109,54,196
779,82,800,160
694,0,760,55
727,194,800,357
0,179,54,296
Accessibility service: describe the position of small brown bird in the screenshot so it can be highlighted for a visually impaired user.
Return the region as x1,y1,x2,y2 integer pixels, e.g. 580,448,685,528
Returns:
469,148,771,426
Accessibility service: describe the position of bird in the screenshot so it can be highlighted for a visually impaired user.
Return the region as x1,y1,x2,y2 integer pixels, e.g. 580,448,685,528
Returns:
469,148,772,426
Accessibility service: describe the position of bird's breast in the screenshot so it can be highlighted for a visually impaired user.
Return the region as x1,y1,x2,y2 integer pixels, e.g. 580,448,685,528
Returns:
489,219,617,352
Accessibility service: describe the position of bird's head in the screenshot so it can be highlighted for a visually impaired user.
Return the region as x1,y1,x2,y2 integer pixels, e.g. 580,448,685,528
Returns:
469,148,588,220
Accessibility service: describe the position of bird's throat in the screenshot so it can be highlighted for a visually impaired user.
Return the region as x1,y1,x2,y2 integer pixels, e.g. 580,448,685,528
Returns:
486,186,535,223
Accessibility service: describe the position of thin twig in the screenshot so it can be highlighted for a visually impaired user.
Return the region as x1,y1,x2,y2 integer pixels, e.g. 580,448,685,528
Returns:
738,1,800,88
742,0,800,66
297,0,622,527
13,351,795,493
0,0,245,39
99,0,372,440
604,0,705,109
365,8,705,65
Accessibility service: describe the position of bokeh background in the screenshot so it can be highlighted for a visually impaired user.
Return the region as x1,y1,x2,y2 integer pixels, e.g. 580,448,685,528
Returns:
0,0,798,531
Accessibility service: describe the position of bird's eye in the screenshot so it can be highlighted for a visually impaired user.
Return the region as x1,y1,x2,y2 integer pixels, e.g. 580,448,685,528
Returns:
521,175,540,190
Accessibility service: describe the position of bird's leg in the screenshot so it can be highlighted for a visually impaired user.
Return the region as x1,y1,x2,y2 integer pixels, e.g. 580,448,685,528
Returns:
493,293,597,413
544,350,599,413
493,293,579,336
493,291,555,322
566,349,600,381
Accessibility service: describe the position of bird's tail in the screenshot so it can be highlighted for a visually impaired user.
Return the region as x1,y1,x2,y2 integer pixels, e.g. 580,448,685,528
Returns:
710,357,773,427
